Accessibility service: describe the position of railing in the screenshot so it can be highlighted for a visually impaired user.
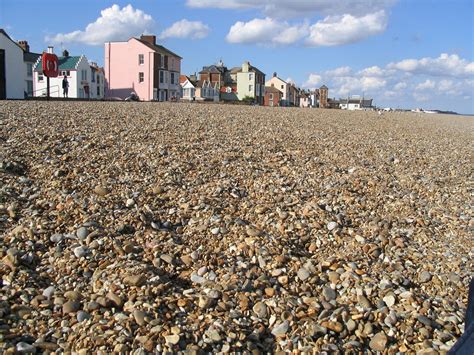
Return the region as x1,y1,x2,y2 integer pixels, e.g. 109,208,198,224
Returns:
30,85,60,98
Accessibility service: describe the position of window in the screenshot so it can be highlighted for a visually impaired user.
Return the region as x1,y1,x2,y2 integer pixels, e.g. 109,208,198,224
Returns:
27,63,33,77
91,73,95,82
139,54,144,65
97,86,100,96
159,71,164,83
171,58,174,70
249,73,253,80
97,75,100,83
281,85,284,89
81,70,87,81
26,80,33,95
269,93,273,100
139,72,144,83
171,72,175,85
249,85,253,92
38,74,44,82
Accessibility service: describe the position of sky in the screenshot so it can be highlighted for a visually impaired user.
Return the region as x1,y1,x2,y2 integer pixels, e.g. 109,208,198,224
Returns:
1,0,473,113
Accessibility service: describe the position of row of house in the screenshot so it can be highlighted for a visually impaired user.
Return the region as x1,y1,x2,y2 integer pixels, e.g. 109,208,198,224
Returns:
1,29,374,109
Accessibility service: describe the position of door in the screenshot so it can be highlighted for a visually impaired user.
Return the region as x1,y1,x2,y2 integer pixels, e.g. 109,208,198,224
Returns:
0,49,6,100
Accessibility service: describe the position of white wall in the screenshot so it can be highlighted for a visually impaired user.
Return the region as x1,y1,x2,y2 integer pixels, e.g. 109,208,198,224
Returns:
0,33,25,99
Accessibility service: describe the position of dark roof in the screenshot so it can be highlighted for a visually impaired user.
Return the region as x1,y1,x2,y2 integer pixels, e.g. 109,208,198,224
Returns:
320,85,328,90
24,51,41,63
199,65,227,74
36,56,83,71
135,38,182,59
265,86,282,94
231,64,265,75
0,29,29,52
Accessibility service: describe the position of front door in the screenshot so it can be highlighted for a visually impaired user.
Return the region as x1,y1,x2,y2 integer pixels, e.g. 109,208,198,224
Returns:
0,49,6,100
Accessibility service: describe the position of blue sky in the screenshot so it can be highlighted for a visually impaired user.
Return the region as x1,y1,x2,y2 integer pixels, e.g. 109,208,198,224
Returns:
1,0,473,113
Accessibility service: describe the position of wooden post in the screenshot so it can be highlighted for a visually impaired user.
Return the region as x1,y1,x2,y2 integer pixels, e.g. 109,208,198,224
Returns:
47,76,50,101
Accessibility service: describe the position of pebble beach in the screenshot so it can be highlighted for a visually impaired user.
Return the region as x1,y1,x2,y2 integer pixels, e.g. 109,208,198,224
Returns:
0,101,472,353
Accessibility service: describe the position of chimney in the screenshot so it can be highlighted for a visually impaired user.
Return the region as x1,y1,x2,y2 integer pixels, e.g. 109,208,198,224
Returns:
62,49,69,57
242,61,250,72
273,72,277,77
140,35,156,45
18,40,30,52
47,46,54,54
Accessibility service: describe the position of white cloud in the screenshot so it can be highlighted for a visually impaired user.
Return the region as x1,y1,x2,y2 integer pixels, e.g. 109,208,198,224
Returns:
303,73,322,89
159,19,210,40
226,17,306,45
186,0,396,18
393,82,407,90
306,11,387,46
438,79,454,91
416,79,436,90
46,4,154,46
358,65,385,76
388,53,474,78
325,66,352,76
413,92,430,102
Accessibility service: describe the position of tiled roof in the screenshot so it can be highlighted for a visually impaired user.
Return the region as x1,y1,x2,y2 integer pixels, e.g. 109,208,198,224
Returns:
23,52,41,63
265,86,282,94
136,39,182,59
36,56,83,71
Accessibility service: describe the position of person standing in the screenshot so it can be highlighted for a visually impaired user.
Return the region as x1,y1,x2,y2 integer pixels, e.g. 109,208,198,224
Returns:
62,75,69,98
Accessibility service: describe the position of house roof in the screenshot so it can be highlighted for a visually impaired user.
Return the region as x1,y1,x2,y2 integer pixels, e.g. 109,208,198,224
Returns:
265,86,282,94
1,29,41,61
320,85,328,89
199,64,227,74
180,75,190,84
24,51,41,63
135,38,182,59
35,56,83,71
231,63,265,75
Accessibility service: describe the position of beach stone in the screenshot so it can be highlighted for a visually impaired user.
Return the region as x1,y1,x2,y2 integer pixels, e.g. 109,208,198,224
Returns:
42,286,55,299
369,332,388,352
76,227,88,239
94,186,109,196
73,246,87,258
419,271,432,283
383,294,396,307
165,334,180,345
123,274,146,287
77,311,90,322
252,302,268,318
322,287,337,301
272,321,289,337
358,295,373,309
297,267,310,281
327,221,337,231
133,310,146,326
63,300,81,314
16,342,35,353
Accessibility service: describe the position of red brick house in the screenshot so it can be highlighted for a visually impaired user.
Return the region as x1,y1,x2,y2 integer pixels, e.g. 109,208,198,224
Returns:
264,86,283,107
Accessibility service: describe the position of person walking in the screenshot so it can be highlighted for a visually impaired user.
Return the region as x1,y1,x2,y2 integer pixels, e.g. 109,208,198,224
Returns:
62,75,69,98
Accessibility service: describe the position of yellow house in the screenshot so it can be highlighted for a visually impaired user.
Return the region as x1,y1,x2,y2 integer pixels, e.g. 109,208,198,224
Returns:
233,61,265,105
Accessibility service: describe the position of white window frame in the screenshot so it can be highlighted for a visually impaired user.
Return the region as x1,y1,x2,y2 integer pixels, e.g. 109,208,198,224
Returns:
139,72,144,83
139,54,144,65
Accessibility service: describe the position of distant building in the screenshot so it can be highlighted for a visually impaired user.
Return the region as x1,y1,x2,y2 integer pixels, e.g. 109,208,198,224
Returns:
105,34,182,101
18,40,41,97
319,85,329,108
0,29,41,99
299,91,311,108
264,85,283,107
180,74,196,101
265,73,291,106
34,49,102,99
234,61,265,105
340,96,374,110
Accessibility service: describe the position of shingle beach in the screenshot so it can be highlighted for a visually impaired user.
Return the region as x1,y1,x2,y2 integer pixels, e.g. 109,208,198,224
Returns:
1,101,472,353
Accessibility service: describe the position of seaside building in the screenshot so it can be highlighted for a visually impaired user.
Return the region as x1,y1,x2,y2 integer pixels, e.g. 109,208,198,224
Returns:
0,29,40,99
264,85,283,107
33,49,103,99
339,96,374,110
265,73,291,106
319,85,329,108
105,35,182,101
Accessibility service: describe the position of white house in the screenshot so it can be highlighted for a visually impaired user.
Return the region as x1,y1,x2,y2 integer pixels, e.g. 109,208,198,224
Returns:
180,75,196,101
196,80,219,102
265,73,290,106
34,50,104,99
340,96,374,110
0,29,26,99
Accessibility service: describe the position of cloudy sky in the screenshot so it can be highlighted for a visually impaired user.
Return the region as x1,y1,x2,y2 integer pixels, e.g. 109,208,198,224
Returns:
1,0,473,113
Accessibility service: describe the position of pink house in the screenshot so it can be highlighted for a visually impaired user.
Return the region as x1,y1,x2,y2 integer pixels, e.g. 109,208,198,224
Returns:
104,35,182,101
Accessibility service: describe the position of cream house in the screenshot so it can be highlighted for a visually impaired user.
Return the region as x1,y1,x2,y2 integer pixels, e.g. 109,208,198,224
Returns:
234,61,265,105
265,73,291,106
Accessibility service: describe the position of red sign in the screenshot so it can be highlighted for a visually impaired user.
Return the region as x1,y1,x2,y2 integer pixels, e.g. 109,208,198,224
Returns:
42,52,59,77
